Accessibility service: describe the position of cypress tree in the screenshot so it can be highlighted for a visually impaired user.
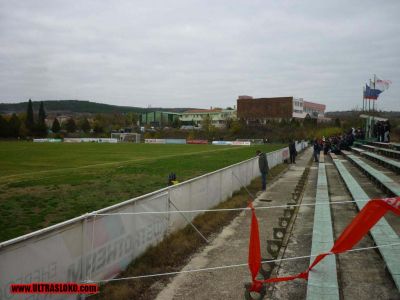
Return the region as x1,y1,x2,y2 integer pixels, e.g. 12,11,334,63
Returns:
36,101,48,136
52,118,61,133
65,118,77,133
38,101,46,124
8,114,21,138
0,115,7,137
80,118,91,133
26,99,34,134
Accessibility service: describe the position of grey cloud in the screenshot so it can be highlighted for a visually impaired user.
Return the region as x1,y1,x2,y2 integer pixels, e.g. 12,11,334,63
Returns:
0,0,399,111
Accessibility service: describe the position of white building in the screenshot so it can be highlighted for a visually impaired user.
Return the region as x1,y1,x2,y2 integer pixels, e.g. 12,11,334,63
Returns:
180,108,237,128
292,98,326,119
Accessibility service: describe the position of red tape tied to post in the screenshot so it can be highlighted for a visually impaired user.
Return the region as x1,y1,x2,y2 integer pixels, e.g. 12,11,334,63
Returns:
248,197,400,292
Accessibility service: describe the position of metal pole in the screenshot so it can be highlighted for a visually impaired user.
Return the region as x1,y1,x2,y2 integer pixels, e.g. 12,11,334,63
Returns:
80,214,89,299
373,74,376,113
362,87,365,111
369,79,372,112
232,172,255,200
169,199,210,244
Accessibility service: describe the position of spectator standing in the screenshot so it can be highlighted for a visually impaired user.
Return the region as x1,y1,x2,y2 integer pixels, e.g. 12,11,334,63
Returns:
384,121,391,143
256,150,269,191
289,141,297,164
313,140,320,162
324,139,331,155
379,122,385,142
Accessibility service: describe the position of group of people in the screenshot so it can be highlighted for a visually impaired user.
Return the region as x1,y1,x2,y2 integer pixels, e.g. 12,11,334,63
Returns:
352,127,365,140
373,121,391,143
313,129,360,162
256,120,392,191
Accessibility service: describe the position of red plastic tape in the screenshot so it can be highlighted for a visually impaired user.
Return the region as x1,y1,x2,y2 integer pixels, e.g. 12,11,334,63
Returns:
248,197,400,292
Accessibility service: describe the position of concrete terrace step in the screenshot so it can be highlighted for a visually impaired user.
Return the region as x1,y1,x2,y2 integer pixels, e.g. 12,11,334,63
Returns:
351,147,400,174
350,146,365,154
369,141,400,151
355,142,400,159
306,162,339,300
319,151,325,163
341,150,400,196
330,154,400,290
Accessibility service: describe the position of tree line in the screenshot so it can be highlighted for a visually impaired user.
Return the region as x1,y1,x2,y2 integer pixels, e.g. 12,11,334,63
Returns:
0,99,48,138
143,115,344,143
0,99,139,139
1,100,353,141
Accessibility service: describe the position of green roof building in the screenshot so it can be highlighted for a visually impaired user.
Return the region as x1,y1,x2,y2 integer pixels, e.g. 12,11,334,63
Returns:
140,111,180,127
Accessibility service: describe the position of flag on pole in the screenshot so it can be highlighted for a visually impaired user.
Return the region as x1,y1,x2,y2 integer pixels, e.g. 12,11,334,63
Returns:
375,76,392,91
365,84,382,100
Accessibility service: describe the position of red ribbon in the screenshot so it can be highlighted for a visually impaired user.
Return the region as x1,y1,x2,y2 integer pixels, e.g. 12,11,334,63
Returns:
248,197,400,292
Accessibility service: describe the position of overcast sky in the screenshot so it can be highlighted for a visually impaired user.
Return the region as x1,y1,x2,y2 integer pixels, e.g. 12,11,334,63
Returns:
0,0,399,111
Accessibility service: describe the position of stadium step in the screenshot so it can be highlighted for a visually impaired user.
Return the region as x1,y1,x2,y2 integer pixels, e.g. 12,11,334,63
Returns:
341,150,400,196
368,141,400,151
306,158,339,300
349,146,365,155
269,151,399,299
330,153,400,290
354,142,400,160
350,146,400,174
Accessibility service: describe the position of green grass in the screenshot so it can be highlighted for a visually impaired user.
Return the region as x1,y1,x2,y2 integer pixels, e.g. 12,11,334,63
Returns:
0,142,284,242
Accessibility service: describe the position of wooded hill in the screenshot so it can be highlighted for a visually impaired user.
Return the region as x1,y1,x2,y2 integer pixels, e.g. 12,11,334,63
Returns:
0,100,193,114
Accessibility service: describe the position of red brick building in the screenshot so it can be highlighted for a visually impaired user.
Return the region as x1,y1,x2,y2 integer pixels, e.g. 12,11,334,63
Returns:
237,96,326,124
303,101,326,118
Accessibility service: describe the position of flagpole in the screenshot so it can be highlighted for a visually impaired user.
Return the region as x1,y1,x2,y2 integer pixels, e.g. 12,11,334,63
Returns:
369,79,372,112
372,99,374,113
373,74,376,113
368,96,370,112
363,87,367,112
362,86,365,111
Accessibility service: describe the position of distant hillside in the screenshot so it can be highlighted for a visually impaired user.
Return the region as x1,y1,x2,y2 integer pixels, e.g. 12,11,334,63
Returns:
0,100,195,114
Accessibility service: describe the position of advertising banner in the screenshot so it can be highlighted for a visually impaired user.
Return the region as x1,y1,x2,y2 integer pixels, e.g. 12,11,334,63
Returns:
97,138,118,143
186,140,208,144
0,193,168,300
282,148,289,160
63,138,118,143
33,139,63,143
212,141,233,145
145,139,166,144
231,141,251,146
212,141,251,146
165,139,186,144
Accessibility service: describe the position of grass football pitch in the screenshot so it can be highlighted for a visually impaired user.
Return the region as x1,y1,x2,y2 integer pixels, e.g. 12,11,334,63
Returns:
0,141,284,242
